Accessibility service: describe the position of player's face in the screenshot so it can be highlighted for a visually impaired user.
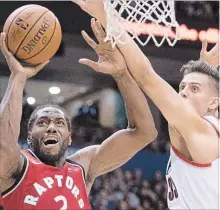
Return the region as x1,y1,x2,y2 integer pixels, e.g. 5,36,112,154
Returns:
29,107,72,164
179,72,215,116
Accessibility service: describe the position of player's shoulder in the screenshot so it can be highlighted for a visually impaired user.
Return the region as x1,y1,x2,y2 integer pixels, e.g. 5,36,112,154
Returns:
67,145,99,182
203,115,219,134
67,145,99,168
68,145,98,160
21,149,43,165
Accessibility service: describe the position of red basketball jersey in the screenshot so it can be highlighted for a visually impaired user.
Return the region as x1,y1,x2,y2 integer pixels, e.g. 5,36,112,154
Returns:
0,195,3,208
2,149,91,210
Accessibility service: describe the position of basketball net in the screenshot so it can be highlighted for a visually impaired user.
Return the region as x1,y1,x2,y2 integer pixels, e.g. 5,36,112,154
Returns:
103,0,180,47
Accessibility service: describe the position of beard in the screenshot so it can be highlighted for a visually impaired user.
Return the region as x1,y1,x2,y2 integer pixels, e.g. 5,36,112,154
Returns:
30,136,70,167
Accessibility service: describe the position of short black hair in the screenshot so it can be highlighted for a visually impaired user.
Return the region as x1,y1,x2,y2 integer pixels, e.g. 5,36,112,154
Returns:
180,60,219,94
28,104,71,132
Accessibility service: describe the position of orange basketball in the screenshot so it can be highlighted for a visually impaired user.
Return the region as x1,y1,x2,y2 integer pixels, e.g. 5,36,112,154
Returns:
3,4,62,65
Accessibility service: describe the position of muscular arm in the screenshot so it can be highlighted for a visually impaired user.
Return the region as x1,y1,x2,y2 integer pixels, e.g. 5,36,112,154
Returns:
0,73,24,187
70,68,157,180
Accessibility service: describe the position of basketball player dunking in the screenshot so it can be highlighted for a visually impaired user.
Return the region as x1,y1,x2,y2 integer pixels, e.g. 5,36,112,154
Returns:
72,1,219,209
0,20,157,209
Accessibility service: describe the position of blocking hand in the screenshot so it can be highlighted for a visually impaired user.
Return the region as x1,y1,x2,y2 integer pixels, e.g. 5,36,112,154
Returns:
79,19,127,78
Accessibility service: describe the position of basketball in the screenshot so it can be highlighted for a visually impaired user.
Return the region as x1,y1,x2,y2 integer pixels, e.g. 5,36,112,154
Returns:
3,4,62,65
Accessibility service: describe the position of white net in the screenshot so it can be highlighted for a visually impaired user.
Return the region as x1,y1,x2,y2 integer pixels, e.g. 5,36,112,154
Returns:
103,0,180,47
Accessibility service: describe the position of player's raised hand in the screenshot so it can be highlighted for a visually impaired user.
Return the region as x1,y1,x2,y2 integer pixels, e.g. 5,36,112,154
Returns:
71,0,105,21
79,18,127,78
200,39,219,69
0,32,49,79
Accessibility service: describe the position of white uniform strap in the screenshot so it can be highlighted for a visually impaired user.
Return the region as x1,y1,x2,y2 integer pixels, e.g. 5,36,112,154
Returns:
203,115,219,134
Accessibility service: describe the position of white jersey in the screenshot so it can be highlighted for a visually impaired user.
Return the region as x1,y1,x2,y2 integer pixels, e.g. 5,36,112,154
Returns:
166,116,219,210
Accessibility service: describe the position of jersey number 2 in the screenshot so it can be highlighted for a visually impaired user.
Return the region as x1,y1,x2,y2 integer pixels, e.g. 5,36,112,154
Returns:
54,195,67,210
168,177,178,201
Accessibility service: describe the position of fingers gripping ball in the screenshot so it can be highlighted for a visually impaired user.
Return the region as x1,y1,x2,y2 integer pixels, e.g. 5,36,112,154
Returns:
3,4,62,65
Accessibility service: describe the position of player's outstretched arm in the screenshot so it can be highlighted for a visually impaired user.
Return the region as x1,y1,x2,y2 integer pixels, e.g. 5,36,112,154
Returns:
71,1,219,164
109,31,219,164
0,32,48,187
69,19,157,180
108,30,219,164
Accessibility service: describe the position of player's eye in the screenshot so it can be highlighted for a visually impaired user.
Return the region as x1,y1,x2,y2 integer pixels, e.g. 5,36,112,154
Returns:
179,86,185,91
191,86,199,92
37,120,48,125
57,120,64,125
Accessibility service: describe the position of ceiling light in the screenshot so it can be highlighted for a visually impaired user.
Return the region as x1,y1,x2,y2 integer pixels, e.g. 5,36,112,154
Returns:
27,97,36,105
49,86,61,95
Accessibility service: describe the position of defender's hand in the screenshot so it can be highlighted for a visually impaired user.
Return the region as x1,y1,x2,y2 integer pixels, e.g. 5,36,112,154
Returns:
200,40,219,69
0,32,49,79
79,19,127,78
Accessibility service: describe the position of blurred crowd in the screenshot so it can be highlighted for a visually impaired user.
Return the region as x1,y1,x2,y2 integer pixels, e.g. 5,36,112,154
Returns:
71,114,170,154
90,168,168,210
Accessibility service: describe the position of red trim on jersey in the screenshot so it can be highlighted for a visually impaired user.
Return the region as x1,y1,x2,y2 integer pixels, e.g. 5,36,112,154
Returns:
171,146,212,167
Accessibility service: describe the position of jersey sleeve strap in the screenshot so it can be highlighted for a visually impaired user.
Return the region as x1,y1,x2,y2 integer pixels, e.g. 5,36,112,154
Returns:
203,115,219,134
66,159,86,181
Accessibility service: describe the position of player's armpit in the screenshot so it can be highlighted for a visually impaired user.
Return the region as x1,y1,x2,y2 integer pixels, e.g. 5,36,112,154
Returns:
86,128,155,178
0,147,24,193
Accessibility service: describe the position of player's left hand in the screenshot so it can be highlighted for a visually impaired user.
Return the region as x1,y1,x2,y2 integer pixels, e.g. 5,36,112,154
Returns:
79,18,127,78
200,39,219,69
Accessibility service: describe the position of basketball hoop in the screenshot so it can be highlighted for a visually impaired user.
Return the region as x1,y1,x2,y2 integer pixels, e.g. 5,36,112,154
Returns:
103,0,180,47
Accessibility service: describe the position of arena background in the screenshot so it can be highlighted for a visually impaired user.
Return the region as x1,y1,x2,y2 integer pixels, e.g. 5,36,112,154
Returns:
0,1,219,209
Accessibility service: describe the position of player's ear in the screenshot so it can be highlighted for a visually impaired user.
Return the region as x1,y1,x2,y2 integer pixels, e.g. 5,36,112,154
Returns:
208,97,219,111
27,132,32,145
68,134,72,146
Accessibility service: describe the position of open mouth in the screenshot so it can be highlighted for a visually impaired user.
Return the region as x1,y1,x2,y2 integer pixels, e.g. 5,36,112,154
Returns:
44,139,58,146
43,136,59,147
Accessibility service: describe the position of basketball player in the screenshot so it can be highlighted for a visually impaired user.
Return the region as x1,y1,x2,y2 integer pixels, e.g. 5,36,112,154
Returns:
71,1,219,209
0,18,157,209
